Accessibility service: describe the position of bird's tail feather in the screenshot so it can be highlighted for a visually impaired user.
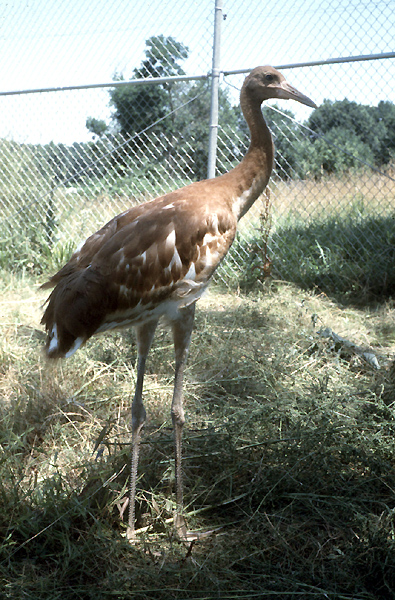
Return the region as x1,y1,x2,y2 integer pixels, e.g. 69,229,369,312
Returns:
41,268,107,359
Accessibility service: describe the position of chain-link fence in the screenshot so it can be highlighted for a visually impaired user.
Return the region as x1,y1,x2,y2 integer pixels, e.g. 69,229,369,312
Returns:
1,0,394,300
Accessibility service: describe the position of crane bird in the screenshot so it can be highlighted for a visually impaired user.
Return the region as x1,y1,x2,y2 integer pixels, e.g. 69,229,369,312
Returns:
41,66,316,540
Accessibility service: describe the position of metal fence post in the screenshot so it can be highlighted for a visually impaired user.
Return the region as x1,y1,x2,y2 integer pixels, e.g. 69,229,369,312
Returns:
207,0,223,179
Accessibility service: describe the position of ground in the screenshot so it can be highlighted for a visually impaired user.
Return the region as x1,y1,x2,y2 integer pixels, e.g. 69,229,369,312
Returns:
0,270,394,599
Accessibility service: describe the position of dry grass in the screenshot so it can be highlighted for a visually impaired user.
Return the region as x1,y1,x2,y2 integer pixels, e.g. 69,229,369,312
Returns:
271,166,395,222
1,270,395,599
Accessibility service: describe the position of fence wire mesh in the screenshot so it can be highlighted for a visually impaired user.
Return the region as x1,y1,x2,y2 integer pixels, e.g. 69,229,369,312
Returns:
0,0,394,300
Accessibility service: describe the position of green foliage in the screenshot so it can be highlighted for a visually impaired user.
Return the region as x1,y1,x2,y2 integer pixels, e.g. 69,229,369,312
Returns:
87,35,244,180
233,202,395,304
297,127,375,177
0,223,75,275
0,137,110,275
40,139,112,183
273,212,395,302
86,116,108,138
308,99,384,155
110,76,170,139
109,35,189,139
263,105,304,178
138,34,189,79
301,98,395,176
377,100,395,162
84,34,395,181
174,81,242,179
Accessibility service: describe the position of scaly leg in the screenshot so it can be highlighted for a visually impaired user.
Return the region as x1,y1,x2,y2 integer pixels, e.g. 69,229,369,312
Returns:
127,319,158,541
171,303,196,538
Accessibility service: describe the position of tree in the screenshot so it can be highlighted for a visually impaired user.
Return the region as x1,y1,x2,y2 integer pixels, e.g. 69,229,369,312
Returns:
297,127,375,178
376,100,395,164
303,99,388,175
262,106,304,179
109,35,189,139
92,35,243,180
307,99,383,147
86,117,108,139
174,81,241,179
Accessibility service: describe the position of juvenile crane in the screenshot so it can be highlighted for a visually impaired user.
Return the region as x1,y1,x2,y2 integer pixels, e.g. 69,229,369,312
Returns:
41,66,316,540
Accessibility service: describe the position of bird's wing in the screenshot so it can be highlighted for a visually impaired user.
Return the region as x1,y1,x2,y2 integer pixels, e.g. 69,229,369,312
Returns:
41,202,148,289
42,192,237,295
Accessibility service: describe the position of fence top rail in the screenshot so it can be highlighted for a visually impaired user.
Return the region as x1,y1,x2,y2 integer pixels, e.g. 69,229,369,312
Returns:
223,52,395,76
0,52,394,98
0,73,209,97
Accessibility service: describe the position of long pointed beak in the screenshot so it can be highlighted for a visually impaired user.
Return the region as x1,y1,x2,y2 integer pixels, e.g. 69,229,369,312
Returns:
277,80,317,109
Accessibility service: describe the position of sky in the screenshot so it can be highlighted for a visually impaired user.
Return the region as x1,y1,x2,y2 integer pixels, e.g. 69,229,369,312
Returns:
0,0,394,145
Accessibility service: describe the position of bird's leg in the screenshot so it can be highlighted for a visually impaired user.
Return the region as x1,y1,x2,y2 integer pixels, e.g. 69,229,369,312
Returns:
171,303,196,539
127,319,158,541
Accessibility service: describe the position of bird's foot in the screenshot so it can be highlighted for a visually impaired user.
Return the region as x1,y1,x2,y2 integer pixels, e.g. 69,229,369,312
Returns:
174,513,189,540
126,525,138,543
174,513,217,543
125,514,220,544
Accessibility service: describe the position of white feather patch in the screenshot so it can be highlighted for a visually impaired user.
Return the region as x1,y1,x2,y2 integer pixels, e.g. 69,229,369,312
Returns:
184,262,196,281
168,246,182,270
65,337,84,358
48,324,58,353
165,229,176,249
202,231,217,245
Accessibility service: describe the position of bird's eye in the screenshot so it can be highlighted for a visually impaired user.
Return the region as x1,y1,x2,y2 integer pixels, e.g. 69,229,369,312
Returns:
265,74,274,82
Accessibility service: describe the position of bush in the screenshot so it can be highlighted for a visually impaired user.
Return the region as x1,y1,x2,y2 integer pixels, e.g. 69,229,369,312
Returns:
296,127,375,178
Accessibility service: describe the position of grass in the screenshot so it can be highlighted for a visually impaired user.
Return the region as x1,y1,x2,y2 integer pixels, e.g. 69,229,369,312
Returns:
271,166,395,221
218,168,395,303
2,164,395,293
269,211,395,302
0,269,395,599
268,168,395,304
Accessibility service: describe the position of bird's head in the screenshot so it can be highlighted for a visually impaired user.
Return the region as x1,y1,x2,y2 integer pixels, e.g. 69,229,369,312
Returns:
244,66,317,108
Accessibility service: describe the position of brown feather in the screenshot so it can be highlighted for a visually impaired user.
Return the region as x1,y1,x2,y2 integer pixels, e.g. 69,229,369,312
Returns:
41,190,238,357
41,66,316,360
39,67,316,540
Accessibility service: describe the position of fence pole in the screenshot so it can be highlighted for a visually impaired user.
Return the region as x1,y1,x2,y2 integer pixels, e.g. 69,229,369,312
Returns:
207,0,223,179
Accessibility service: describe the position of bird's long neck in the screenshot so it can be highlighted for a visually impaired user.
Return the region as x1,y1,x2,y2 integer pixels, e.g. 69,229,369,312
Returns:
225,89,274,221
